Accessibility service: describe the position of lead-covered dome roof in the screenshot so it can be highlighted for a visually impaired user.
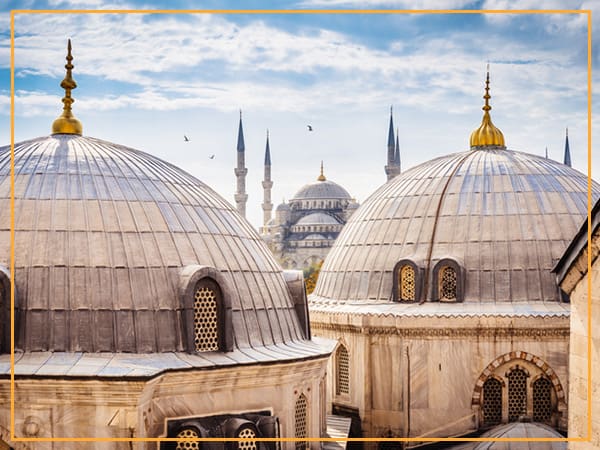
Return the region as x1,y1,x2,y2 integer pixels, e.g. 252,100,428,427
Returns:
0,134,311,354
312,148,599,306
292,179,351,200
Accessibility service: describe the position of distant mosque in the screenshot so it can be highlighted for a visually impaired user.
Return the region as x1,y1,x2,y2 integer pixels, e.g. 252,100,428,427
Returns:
232,108,403,270
230,104,572,273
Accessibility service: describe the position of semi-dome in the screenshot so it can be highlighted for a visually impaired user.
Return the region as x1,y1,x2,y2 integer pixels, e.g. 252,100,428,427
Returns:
0,134,312,355
312,148,599,306
296,212,341,225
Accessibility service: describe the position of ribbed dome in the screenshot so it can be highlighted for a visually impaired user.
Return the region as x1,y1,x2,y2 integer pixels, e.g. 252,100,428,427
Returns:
313,148,599,304
0,134,307,353
473,422,565,449
292,179,351,200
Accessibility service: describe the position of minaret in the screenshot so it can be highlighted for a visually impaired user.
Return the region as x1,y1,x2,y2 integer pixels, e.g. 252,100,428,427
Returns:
395,127,401,174
262,129,273,228
563,128,572,167
384,106,398,181
234,110,248,218
545,146,548,159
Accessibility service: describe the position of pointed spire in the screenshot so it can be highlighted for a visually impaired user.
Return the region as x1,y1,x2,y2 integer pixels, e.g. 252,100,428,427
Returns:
394,127,401,171
318,160,326,181
469,65,505,149
237,109,245,152
387,105,395,160
264,129,271,165
545,146,548,159
52,39,83,135
564,127,572,167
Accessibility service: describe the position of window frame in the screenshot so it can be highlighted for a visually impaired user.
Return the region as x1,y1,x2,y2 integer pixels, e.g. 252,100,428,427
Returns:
179,265,233,353
431,258,464,302
392,259,423,302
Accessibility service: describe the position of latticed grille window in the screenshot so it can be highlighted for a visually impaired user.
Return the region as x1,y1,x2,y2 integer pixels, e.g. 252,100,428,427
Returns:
336,345,350,395
508,368,528,422
399,265,416,301
482,378,502,426
194,281,220,352
176,428,200,450
439,266,457,301
533,377,553,423
295,394,308,450
237,427,257,450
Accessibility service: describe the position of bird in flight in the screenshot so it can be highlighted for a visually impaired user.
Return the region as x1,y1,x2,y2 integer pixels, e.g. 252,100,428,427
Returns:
307,125,313,131
184,135,190,142
209,154,215,159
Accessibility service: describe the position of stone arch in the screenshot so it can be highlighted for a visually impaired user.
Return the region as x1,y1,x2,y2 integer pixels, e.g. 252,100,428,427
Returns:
471,351,566,409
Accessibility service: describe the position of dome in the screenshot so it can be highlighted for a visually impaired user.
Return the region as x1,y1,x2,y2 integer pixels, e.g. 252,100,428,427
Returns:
292,179,351,200
313,148,599,305
276,202,290,211
0,134,310,354
296,213,341,225
305,233,327,240
469,422,566,449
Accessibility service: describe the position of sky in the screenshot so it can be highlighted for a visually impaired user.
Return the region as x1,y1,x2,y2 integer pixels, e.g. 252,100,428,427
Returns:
0,0,597,228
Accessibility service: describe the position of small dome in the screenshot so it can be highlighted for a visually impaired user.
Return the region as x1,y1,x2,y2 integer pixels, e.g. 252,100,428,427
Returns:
292,179,351,200
305,233,327,240
0,135,310,354
296,213,341,226
276,202,291,211
472,422,566,449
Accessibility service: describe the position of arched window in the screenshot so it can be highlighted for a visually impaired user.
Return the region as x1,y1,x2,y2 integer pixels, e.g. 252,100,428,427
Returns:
399,265,416,301
0,266,9,354
336,345,350,395
295,394,308,450
533,377,553,423
193,278,222,352
482,377,502,427
508,368,528,422
393,260,421,302
439,266,457,301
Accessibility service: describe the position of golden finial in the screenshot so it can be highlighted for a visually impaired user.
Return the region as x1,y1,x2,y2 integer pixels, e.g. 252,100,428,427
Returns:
469,65,505,150
52,39,82,135
317,160,326,181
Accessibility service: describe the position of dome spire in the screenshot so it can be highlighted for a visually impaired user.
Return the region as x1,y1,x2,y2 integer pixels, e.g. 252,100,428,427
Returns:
469,65,505,150
318,160,326,181
52,39,83,135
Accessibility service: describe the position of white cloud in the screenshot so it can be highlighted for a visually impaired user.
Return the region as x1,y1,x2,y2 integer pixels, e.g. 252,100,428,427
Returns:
297,0,476,8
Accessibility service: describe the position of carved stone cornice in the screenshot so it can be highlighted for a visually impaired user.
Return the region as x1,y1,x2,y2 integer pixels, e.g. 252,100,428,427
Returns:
311,322,569,338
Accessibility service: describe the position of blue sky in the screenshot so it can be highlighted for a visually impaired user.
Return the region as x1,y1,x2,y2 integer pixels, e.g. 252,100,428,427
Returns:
1,0,597,228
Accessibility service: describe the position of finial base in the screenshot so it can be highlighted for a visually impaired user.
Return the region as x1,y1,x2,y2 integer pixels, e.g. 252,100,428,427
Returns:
52,114,83,135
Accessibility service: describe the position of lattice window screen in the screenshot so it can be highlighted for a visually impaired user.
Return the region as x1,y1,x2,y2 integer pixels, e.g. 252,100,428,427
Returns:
508,368,528,422
237,427,257,450
399,265,416,301
194,284,219,352
295,394,308,450
176,428,200,450
439,266,457,300
336,345,350,395
533,377,553,423
482,377,502,426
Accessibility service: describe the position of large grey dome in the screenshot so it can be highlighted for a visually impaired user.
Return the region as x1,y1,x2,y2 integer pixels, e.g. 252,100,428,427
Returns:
292,179,351,200
312,148,599,305
0,134,309,354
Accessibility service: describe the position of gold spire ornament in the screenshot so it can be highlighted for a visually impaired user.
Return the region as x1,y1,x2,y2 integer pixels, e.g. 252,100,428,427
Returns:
52,39,83,135
469,67,505,149
318,160,326,181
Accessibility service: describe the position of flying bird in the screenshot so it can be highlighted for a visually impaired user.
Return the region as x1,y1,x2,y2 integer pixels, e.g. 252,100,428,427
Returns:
209,154,215,159
184,135,190,142
307,125,313,131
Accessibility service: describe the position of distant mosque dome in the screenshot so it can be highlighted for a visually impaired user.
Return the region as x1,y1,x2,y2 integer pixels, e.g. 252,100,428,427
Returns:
471,422,566,449
292,179,352,201
296,212,341,226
